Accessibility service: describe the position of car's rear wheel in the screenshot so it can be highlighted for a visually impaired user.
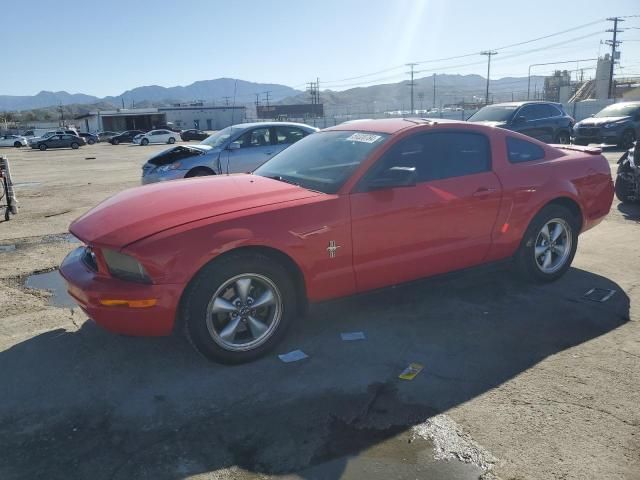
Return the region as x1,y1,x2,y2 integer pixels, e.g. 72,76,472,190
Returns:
39,144,47,151
515,205,579,282
111,138,119,145
87,138,95,145
168,137,176,144
554,131,570,144
141,138,149,146
619,129,636,150
71,142,79,149
13,141,22,148
615,171,637,203
183,253,297,364
185,167,214,177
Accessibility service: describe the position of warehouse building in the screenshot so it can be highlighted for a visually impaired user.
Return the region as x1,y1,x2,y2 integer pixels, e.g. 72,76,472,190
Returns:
75,105,246,133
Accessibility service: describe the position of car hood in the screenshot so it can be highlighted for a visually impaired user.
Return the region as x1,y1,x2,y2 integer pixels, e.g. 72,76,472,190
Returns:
70,174,322,247
577,116,630,126
146,144,214,166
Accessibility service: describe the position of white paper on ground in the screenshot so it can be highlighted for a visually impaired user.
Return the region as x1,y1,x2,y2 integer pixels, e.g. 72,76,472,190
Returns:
278,350,308,363
340,331,366,341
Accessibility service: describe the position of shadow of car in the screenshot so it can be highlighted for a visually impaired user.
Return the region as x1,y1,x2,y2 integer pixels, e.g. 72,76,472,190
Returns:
0,265,629,478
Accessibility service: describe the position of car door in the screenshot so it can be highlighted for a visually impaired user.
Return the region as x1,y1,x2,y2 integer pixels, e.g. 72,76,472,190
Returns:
0,136,10,147
349,130,502,292
47,135,63,148
514,104,550,142
226,127,276,173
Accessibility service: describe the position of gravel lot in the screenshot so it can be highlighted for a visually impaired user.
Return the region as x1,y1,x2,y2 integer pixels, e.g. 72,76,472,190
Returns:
0,142,638,480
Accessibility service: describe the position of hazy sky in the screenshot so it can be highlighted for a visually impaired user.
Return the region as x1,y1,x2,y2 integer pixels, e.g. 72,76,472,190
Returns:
2,0,639,97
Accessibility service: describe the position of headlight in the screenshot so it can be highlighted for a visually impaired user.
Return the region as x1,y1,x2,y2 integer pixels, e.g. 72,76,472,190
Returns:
102,249,151,283
603,123,616,129
157,162,182,172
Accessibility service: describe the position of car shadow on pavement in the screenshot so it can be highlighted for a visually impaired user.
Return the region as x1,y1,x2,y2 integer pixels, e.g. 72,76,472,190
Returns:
0,266,630,480
617,202,640,221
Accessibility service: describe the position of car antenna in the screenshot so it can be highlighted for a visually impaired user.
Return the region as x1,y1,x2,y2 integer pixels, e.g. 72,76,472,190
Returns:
226,79,239,175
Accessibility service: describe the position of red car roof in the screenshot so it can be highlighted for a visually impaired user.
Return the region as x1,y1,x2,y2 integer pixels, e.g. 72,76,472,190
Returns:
325,117,466,134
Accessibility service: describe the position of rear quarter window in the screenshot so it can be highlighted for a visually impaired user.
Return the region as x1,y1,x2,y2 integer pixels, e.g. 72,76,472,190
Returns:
506,137,546,163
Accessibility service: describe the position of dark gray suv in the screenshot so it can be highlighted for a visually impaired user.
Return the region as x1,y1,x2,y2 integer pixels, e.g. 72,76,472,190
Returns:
467,101,574,144
573,102,640,149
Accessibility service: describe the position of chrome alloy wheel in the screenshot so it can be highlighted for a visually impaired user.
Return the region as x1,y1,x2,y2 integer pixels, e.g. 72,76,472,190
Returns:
206,273,282,351
534,218,572,274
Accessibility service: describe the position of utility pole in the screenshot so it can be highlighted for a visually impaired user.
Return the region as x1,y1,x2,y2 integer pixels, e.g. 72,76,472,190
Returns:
255,93,261,118
480,51,497,105
432,73,436,109
417,92,425,111
406,63,418,114
606,17,624,99
263,91,272,108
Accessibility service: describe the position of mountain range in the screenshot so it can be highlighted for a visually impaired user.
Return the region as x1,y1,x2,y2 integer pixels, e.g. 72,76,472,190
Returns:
0,78,301,112
1,74,547,115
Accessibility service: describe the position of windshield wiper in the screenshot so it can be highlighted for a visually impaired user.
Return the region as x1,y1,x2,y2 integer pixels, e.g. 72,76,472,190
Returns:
267,175,301,187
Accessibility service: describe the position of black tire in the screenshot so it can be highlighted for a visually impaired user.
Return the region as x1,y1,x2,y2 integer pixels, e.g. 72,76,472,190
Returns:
71,142,79,149
13,141,22,148
4,208,9,221
112,138,120,145
615,175,637,203
554,131,570,144
515,204,579,283
39,144,47,151
619,130,636,150
573,139,588,146
185,167,214,178
87,138,95,145
182,252,298,364
141,138,149,146
168,137,176,144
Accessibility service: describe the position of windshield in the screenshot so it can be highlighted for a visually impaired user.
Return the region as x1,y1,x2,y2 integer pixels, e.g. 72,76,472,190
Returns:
254,130,389,194
200,126,244,148
468,105,518,122
594,103,640,118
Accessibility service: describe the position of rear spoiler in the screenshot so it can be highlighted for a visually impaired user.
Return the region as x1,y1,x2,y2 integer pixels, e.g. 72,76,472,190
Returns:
550,144,602,155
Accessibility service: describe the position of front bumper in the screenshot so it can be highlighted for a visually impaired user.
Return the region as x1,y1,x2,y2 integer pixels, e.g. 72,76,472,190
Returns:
141,168,187,185
573,127,623,145
60,247,184,336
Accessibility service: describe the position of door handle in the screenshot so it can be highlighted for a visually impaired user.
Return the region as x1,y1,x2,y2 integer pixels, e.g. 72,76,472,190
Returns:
472,187,497,197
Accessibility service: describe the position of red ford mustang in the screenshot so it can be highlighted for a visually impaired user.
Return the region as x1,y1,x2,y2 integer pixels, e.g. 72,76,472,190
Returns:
61,119,614,363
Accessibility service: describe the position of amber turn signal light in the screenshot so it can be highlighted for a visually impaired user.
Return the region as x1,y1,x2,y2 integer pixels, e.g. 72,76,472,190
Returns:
99,299,157,308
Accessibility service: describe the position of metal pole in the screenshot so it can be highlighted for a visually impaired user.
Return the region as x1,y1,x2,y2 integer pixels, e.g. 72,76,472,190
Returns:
527,64,532,100
406,63,417,114
432,73,436,109
481,51,497,106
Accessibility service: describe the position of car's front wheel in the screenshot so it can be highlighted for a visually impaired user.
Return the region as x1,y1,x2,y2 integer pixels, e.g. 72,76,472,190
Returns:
111,138,119,145
13,141,22,148
183,253,297,364
39,144,47,151
141,138,149,146
168,137,176,144
71,142,79,149
515,205,579,282
87,138,95,145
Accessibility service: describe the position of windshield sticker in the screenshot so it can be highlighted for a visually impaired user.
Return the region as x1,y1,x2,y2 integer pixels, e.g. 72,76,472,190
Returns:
346,133,383,143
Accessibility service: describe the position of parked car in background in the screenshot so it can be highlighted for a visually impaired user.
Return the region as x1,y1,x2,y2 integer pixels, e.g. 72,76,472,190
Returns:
109,130,145,145
97,131,120,142
0,135,28,148
467,101,574,144
133,129,180,146
27,129,80,146
180,129,209,141
141,122,317,184
63,118,614,363
79,132,99,144
22,129,50,138
31,134,86,150
573,101,640,149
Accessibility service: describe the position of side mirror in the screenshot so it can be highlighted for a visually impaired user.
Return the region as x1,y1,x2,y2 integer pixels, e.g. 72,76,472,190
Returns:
513,115,527,125
367,167,416,190
228,141,241,151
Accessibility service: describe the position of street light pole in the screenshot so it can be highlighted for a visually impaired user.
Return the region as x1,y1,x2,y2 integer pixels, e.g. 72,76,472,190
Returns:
480,51,497,106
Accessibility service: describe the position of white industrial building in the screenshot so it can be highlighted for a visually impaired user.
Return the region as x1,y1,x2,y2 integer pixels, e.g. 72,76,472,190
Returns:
75,105,246,133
